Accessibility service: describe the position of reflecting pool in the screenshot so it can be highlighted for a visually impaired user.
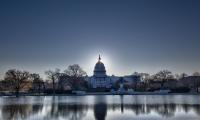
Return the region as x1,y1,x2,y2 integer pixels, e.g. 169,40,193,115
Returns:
0,95,200,120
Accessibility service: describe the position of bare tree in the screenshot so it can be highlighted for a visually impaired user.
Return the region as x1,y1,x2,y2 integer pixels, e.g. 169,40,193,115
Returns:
45,68,60,95
193,72,200,76
64,64,86,77
4,69,31,97
132,72,150,91
31,73,45,94
153,70,174,88
64,64,87,90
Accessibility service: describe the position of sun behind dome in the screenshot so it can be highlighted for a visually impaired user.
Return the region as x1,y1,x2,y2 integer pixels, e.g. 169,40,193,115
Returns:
94,55,106,76
89,55,112,91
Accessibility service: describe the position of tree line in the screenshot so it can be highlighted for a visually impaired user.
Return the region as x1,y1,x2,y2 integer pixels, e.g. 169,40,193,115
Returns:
132,70,200,92
0,64,87,96
0,64,200,96
133,70,200,83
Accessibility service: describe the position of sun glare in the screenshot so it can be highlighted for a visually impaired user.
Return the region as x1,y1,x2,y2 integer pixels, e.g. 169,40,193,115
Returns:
86,53,112,75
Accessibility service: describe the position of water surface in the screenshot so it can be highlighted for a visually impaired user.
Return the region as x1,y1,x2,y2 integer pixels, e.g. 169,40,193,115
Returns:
0,95,200,120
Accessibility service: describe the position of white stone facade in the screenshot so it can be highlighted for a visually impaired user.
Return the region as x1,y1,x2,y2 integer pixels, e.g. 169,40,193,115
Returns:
90,76,112,88
89,55,141,89
89,55,112,89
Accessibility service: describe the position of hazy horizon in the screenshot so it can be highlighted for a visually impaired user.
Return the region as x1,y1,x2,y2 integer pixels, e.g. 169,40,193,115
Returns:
0,0,200,79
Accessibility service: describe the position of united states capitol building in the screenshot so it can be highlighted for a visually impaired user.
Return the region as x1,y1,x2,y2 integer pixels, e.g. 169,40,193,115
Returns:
88,55,141,91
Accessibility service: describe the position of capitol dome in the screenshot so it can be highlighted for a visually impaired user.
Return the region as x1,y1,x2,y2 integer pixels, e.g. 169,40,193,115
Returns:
90,55,111,89
94,55,106,76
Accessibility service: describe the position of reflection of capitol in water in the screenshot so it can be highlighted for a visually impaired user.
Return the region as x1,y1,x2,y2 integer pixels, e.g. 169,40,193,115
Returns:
94,96,107,120
1,95,200,120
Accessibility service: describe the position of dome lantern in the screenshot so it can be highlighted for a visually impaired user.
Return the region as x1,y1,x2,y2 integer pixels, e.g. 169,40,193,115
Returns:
98,54,101,61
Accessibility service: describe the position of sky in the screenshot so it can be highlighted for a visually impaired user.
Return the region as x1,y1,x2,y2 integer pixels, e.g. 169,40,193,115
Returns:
0,0,200,79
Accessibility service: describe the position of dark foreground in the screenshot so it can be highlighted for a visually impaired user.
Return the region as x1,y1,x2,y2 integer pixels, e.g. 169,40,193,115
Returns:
0,95,200,120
